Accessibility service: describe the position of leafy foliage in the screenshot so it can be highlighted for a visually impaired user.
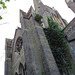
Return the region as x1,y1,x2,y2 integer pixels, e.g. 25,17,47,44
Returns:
43,17,72,75
0,1,5,6
0,1,7,9
0,16,2,20
0,0,10,20
34,14,43,24
5,0,10,2
3,5,7,9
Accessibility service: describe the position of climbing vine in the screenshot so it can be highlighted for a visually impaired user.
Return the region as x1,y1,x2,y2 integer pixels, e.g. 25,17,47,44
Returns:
43,17,72,75
34,14,43,24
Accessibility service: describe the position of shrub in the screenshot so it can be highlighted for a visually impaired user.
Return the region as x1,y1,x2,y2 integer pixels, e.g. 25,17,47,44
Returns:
34,14,43,24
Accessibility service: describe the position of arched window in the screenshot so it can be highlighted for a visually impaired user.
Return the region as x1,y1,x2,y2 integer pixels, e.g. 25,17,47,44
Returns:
25,63,27,75
15,37,23,52
19,63,25,75
15,72,18,75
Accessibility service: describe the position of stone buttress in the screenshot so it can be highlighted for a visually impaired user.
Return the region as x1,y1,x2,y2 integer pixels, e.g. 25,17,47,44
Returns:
20,6,60,75
5,39,12,75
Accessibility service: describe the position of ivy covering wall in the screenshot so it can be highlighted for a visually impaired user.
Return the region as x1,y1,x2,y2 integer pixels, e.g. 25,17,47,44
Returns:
34,14,43,24
43,17,72,75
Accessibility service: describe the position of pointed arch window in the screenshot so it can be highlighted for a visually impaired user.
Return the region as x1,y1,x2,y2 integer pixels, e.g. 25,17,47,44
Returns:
15,37,23,52
15,72,18,75
19,63,25,75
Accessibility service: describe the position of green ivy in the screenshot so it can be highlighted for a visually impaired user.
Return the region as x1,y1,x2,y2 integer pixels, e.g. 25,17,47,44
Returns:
34,14,43,24
43,17,72,75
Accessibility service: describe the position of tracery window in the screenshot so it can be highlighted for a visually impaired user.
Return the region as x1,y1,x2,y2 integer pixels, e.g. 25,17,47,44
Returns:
15,37,23,52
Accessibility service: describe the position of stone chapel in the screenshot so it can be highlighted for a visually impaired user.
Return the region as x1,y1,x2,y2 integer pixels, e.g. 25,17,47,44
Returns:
5,0,71,75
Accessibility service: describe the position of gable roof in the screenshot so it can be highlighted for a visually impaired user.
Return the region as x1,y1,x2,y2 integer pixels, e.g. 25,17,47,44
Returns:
20,6,34,19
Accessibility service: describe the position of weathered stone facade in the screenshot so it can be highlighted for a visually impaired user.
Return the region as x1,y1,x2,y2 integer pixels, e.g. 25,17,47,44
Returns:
65,0,75,13
33,0,66,28
64,18,75,75
5,28,25,75
5,0,67,75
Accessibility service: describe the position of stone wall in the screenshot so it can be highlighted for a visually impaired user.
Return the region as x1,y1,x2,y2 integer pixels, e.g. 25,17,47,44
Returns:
20,9,60,74
5,39,12,75
64,18,75,75
5,0,67,74
65,0,75,13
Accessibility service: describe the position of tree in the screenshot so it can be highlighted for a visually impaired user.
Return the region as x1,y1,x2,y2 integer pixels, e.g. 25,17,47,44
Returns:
0,0,10,20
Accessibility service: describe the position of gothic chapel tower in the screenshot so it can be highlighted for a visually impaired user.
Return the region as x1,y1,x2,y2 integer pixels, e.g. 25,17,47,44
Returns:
33,0,65,28
5,0,66,75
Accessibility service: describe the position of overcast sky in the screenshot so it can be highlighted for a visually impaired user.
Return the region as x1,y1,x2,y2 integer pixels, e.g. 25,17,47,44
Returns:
0,0,75,75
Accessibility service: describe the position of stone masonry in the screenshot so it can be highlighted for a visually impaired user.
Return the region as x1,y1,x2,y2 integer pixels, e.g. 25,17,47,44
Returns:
64,18,75,75
5,0,68,75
